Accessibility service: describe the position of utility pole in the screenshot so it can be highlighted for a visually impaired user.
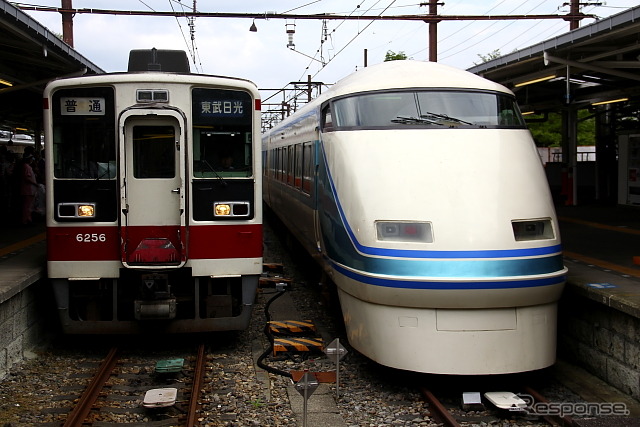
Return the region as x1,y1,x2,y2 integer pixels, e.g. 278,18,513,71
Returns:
423,1,443,62
61,0,74,46
566,1,602,30
569,0,580,30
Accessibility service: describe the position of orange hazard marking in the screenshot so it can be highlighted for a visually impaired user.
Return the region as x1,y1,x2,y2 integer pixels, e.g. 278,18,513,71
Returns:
564,251,640,279
273,337,324,354
558,216,640,236
268,320,316,334
0,232,46,258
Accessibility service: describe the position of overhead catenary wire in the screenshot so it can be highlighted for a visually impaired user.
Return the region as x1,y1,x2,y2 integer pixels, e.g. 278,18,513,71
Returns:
168,0,203,73
414,0,593,62
18,0,610,123
293,0,371,83
311,0,397,79
438,0,541,61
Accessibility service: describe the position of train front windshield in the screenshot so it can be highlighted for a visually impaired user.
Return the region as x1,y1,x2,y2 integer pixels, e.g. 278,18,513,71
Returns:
51,87,116,179
330,90,526,130
192,88,253,178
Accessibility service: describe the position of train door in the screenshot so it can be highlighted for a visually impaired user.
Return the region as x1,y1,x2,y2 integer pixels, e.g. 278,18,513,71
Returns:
119,110,187,267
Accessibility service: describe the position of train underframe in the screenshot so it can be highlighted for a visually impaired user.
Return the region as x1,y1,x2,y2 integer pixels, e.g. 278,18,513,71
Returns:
51,268,259,334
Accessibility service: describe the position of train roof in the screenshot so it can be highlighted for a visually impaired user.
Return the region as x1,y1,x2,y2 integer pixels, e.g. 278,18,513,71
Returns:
327,60,512,98
43,71,259,94
264,60,514,135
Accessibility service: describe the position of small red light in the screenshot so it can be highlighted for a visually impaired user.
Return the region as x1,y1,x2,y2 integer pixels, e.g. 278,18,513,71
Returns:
404,225,418,235
43,98,49,110
255,99,261,111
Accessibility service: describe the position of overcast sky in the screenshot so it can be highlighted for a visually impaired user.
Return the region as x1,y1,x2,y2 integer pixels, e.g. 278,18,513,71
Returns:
20,0,640,94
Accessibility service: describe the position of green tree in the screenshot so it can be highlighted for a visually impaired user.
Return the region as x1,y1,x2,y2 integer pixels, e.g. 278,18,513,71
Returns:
385,50,408,61
475,49,501,65
527,110,595,147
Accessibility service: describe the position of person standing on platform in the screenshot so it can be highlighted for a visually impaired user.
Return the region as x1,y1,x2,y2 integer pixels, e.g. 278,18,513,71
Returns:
20,154,38,225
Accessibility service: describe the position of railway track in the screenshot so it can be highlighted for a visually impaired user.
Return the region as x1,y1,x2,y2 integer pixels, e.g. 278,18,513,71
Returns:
420,384,581,427
58,343,208,426
3,219,639,426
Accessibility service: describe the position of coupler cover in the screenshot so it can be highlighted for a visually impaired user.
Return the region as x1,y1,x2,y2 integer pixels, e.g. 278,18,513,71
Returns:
135,298,177,320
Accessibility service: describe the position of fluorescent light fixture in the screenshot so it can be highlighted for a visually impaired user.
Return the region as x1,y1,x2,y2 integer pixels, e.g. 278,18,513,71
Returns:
0,78,13,87
591,97,629,106
514,74,556,87
521,111,536,116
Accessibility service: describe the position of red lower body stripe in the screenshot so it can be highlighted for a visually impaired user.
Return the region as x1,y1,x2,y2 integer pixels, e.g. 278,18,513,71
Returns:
47,224,262,261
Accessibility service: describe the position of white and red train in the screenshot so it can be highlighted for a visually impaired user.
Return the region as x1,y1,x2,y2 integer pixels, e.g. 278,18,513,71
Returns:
44,49,263,334
263,60,567,375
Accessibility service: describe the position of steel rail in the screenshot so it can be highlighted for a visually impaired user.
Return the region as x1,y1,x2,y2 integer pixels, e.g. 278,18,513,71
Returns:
523,386,579,427
63,347,119,427
420,387,461,427
186,343,207,427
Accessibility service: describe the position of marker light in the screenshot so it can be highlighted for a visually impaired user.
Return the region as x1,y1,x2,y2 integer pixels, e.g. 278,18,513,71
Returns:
376,221,433,243
512,219,554,241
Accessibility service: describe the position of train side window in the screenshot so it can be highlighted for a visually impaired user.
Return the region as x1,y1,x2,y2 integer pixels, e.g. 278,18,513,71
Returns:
294,144,303,190
277,147,284,182
322,105,334,132
287,146,295,186
302,142,313,194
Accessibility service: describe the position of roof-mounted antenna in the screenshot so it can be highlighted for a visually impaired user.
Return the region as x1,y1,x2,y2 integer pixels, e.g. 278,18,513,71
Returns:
148,47,161,71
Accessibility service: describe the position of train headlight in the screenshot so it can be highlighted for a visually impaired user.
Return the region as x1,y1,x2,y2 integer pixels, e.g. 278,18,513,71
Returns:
77,204,95,217
214,203,231,216
213,201,250,217
375,221,433,243
57,202,96,218
512,219,554,241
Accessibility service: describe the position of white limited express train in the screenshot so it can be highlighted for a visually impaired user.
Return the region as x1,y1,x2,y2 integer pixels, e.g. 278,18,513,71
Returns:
262,60,567,375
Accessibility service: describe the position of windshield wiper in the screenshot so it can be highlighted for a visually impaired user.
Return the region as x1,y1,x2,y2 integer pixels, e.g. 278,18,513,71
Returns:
421,112,473,126
201,159,227,186
391,115,443,125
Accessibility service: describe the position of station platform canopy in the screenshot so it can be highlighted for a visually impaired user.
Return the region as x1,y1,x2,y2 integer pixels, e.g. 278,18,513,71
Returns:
0,0,104,131
468,6,640,114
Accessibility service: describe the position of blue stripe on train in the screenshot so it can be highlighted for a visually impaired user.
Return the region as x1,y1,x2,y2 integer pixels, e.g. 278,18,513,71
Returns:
330,260,566,290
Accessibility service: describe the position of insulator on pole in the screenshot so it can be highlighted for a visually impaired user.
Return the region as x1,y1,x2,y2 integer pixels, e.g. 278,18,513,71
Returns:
286,22,296,48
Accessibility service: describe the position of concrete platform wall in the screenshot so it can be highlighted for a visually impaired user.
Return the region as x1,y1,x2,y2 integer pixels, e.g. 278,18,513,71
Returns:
0,279,52,379
559,283,640,401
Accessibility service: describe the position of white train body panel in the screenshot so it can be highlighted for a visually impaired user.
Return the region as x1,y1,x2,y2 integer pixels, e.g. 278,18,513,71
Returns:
263,60,566,374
